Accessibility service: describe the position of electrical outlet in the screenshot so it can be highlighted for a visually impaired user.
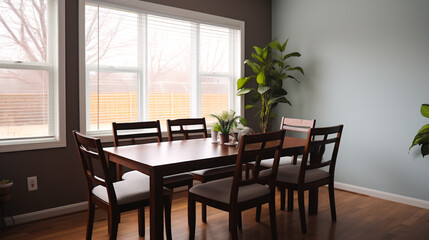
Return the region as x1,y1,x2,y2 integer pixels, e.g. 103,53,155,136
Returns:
27,176,38,191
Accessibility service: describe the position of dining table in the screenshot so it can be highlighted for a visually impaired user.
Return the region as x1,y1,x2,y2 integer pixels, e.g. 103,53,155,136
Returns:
104,136,308,240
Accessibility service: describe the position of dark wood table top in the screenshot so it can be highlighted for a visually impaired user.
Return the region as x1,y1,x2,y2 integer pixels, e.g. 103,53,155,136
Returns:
104,136,307,176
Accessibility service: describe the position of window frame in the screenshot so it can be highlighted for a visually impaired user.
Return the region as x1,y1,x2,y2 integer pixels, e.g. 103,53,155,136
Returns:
79,0,245,141
0,0,66,153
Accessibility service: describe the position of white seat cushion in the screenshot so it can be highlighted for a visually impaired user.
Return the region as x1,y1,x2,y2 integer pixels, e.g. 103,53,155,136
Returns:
122,170,193,186
191,165,236,177
259,156,295,168
189,177,271,204
261,165,330,184
92,179,155,205
92,174,170,205
122,170,150,181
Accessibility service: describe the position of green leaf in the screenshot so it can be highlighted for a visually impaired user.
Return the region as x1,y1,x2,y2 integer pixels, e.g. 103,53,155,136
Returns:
252,92,261,102
237,88,252,96
245,104,255,109
288,66,305,75
269,40,282,51
267,96,291,106
256,72,266,85
421,104,429,118
258,86,270,94
286,75,300,83
253,46,263,56
285,52,301,59
245,60,260,73
252,53,265,62
411,132,429,148
237,77,251,90
262,47,269,60
281,39,289,52
421,144,429,157
239,117,247,125
272,88,287,97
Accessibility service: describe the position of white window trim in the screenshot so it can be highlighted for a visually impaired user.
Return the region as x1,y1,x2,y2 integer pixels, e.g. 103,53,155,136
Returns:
78,0,245,142
0,0,66,153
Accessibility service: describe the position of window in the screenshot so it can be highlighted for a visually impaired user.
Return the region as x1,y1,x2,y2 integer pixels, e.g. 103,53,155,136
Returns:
0,0,65,152
79,0,243,136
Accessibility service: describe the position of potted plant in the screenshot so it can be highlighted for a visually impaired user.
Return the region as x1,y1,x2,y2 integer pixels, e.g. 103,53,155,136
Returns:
237,39,304,132
410,104,429,157
211,110,243,144
0,179,13,198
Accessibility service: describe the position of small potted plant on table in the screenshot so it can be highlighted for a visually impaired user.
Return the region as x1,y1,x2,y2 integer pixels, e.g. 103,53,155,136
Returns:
211,110,243,145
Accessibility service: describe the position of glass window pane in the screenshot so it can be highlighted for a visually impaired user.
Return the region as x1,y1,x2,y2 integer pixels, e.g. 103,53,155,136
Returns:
89,71,138,131
0,69,49,139
147,15,192,122
200,25,230,73
85,4,138,67
0,0,48,63
201,76,229,124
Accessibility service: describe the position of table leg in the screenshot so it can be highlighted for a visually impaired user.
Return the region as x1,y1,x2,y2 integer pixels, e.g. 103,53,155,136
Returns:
308,188,318,215
150,170,164,240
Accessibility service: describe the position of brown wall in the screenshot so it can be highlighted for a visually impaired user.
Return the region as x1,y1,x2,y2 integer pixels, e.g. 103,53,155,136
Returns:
0,0,271,216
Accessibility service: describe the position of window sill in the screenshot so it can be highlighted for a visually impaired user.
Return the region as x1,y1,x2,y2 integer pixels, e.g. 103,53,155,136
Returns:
0,137,66,153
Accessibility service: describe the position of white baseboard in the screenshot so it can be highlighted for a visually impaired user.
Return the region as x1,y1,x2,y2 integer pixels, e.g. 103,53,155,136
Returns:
6,182,429,226
5,201,87,226
335,181,429,210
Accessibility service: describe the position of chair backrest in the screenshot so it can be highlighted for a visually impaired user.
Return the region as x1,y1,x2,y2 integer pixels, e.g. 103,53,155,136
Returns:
166,118,208,141
280,117,315,135
112,121,162,146
299,125,344,184
73,130,118,206
230,130,286,204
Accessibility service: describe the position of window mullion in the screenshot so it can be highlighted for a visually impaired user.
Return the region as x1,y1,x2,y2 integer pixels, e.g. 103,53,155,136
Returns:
139,13,148,121
228,29,235,110
190,23,200,117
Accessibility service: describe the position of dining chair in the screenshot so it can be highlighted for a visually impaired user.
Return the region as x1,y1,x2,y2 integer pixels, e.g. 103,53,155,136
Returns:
261,125,343,233
112,121,194,201
166,117,236,223
249,117,316,211
188,130,286,240
73,130,172,240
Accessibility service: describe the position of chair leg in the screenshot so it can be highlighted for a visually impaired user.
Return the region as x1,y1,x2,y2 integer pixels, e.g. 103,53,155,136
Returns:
229,211,238,240
188,195,196,240
280,187,286,211
165,196,172,240
137,207,145,237
298,190,307,233
237,211,242,229
287,188,294,211
308,188,319,215
269,196,278,240
202,204,207,223
86,203,95,240
169,189,174,205
108,213,119,240
255,205,261,222
329,183,337,221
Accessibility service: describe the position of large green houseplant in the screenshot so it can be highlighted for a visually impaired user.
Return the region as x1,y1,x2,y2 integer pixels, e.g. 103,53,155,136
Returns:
410,104,429,157
237,39,304,132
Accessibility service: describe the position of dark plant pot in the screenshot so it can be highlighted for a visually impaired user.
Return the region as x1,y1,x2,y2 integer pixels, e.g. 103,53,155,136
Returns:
219,134,229,145
0,182,13,197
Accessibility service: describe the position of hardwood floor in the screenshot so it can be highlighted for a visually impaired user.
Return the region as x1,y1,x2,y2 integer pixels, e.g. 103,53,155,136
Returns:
1,187,429,239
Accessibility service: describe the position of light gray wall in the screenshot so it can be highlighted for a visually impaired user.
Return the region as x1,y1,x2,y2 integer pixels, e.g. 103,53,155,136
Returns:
272,0,429,201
